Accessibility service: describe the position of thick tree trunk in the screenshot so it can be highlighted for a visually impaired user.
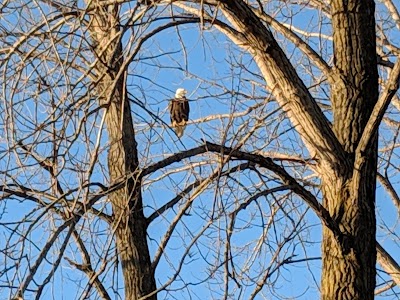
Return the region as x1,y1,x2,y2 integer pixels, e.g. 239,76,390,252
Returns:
213,1,378,299
321,169,377,300
87,3,156,299
321,1,378,299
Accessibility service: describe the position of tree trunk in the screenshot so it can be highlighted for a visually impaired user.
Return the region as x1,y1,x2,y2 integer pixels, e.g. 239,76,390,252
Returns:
87,3,156,299
321,1,378,299
212,1,378,299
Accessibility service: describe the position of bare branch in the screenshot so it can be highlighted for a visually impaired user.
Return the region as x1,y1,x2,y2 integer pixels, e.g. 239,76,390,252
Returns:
254,9,332,79
182,0,347,172
147,162,253,223
356,58,400,161
377,242,400,287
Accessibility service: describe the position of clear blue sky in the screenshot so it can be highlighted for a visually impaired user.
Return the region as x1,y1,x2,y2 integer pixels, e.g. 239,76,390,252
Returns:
1,1,400,299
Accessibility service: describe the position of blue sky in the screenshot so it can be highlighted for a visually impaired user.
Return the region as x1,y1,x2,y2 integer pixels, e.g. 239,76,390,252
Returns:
1,1,400,299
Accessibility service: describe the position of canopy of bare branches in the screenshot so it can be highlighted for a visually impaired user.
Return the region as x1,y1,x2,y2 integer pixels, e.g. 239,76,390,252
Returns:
0,0,400,299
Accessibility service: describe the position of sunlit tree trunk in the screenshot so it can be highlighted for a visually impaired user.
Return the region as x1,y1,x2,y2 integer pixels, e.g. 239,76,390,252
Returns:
321,1,378,299
210,0,379,299
88,3,156,299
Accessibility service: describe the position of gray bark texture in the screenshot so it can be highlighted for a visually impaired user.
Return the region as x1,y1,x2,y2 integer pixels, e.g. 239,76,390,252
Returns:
88,2,157,299
88,0,379,298
215,0,379,299
322,1,378,299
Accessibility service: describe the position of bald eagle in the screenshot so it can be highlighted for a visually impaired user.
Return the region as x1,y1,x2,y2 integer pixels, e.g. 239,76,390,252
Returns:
170,88,189,137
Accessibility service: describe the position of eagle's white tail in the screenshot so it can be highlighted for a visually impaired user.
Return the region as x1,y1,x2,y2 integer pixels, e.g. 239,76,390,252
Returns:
174,124,186,137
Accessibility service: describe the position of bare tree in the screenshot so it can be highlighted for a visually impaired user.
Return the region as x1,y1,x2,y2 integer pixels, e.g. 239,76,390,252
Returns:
1,0,400,300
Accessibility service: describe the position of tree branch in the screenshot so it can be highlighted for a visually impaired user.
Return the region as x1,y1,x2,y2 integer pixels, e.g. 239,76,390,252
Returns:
356,58,400,160
188,0,347,173
146,162,253,223
143,139,346,248
142,145,208,177
65,254,111,300
201,141,344,239
254,9,332,80
377,242,400,287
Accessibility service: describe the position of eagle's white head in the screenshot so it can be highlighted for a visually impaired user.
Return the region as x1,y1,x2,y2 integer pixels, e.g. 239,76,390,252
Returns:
175,88,188,98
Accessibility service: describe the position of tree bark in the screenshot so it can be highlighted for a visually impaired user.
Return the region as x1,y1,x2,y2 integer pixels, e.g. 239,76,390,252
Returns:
321,1,378,299
209,1,378,299
87,3,156,299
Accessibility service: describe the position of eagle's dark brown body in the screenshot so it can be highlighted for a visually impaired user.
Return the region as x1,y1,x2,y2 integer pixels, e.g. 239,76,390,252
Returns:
170,92,189,137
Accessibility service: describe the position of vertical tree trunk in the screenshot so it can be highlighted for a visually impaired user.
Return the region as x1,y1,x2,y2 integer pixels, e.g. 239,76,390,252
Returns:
212,1,379,299
87,3,156,299
321,1,378,299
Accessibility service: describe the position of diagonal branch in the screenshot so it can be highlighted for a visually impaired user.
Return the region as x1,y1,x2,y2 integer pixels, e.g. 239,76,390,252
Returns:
356,58,400,160
377,172,400,212
142,145,209,177
201,141,343,240
377,242,400,287
146,162,253,223
175,0,347,174
200,141,400,276
65,253,111,300
253,9,332,79
143,140,347,250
